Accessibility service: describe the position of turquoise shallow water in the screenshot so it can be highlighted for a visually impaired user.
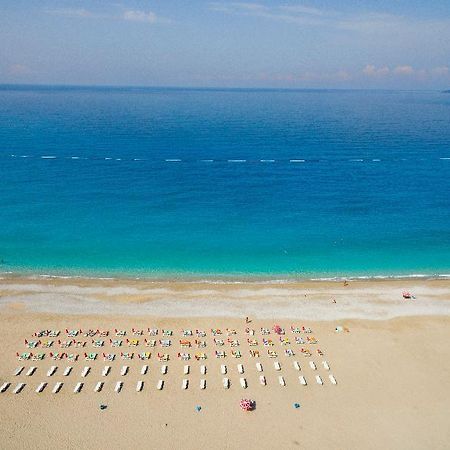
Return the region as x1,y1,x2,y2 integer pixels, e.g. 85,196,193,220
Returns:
0,86,449,279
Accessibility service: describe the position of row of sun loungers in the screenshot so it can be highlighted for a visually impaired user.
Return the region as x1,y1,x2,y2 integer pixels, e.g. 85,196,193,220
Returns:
0,373,337,394
12,360,331,378
31,327,314,339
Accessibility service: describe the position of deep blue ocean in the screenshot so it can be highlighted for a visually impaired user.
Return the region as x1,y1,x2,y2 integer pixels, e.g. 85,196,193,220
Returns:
0,85,449,278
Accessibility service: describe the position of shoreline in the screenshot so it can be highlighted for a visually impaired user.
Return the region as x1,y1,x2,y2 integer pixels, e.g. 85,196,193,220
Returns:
1,275,449,321
2,270,450,284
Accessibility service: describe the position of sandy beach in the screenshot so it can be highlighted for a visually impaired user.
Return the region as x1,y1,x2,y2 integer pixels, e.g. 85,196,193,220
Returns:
0,276,449,449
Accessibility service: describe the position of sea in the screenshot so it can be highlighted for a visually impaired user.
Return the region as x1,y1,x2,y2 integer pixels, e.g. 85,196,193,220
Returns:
0,85,449,280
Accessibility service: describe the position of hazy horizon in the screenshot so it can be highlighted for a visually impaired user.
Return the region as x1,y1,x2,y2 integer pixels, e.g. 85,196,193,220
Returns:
1,1,449,90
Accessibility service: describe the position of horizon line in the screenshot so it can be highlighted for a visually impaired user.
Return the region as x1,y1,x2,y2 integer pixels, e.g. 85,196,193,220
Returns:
0,82,447,93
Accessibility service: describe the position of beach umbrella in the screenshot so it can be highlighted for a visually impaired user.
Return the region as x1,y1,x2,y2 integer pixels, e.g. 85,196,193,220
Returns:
273,324,283,335
239,399,254,411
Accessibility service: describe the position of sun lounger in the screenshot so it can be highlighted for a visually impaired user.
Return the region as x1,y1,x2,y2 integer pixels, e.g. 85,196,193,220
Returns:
157,353,169,361
259,375,266,386
81,366,90,377
26,367,36,376
274,361,281,371
182,379,189,390
73,382,83,393
278,376,286,386
157,380,164,390
200,365,206,375
141,365,148,375
115,381,123,393
237,364,244,374
256,362,263,372
200,379,206,390
136,380,144,392
221,364,227,374
309,361,316,370
0,382,11,393
293,361,301,371
102,366,111,377
329,374,337,385
47,366,57,377
52,382,63,393
13,383,26,394
94,382,104,392
240,377,247,389
315,375,323,385
14,367,24,376
184,365,190,375
299,376,307,385
36,382,47,393
120,366,128,376
322,361,330,370
161,365,168,375
63,366,72,376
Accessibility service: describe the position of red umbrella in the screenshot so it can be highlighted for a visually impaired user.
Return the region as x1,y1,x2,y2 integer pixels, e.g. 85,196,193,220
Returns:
239,398,254,411
273,324,283,335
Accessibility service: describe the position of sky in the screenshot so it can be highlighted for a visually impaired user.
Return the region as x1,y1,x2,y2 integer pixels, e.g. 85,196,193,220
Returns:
0,0,449,89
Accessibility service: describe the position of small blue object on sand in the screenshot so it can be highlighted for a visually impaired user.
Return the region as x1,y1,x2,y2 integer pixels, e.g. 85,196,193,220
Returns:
196,405,202,412
293,403,300,409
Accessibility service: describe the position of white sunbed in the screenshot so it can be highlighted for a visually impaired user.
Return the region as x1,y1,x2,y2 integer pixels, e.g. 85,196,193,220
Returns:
120,366,128,376
182,379,189,390
36,382,47,393
223,377,230,389
259,375,266,386
316,375,323,385
200,379,206,390
322,361,330,370
293,361,301,371
299,376,307,386
278,376,286,386
14,367,24,376
52,382,63,393
26,367,36,376
73,382,83,393
47,366,57,377
220,365,227,375
0,382,11,393
237,364,244,374
114,381,123,393
94,381,104,392
141,365,148,375
157,380,164,390
161,365,168,375
329,374,337,385
184,365,190,375
274,361,281,371
102,366,111,377
240,377,247,389
309,361,317,370
200,365,206,375
81,366,90,377
63,366,72,376
256,362,263,372
13,383,26,394
136,380,144,392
